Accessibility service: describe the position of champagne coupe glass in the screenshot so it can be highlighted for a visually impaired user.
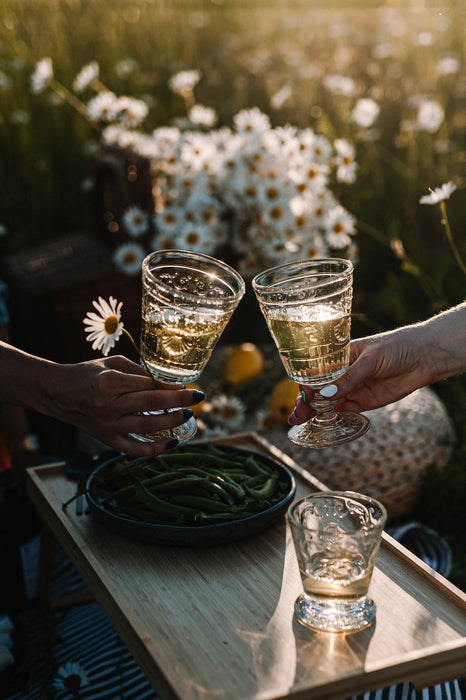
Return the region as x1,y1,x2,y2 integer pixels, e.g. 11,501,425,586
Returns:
252,258,370,448
134,249,245,444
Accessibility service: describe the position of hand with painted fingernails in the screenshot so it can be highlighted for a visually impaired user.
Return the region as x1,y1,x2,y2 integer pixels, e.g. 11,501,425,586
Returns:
289,303,466,426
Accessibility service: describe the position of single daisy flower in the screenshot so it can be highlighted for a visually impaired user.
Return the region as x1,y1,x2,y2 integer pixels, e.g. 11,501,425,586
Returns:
419,181,457,205
122,206,149,237
83,296,124,356
334,139,357,184
116,95,149,128
113,242,146,276
436,56,460,76
323,74,356,97
325,206,355,249
416,99,444,133
86,91,119,123
233,107,271,134
352,98,380,128
168,69,202,96
207,394,246,431
30,57,53,94
188,104,218,128
270,84,292,110
52,661,90,693
72,61,100,93
115,57,139,78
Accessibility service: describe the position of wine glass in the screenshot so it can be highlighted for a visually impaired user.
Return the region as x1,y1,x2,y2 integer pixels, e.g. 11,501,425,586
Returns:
134,249,245,444
252,258,370,448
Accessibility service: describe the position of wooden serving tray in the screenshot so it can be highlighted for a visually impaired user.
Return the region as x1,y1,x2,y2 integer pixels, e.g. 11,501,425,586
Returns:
26,432,466,700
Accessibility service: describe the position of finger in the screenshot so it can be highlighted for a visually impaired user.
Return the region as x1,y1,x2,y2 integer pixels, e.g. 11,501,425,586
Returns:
110,434,181,458
119,389,205,415
288,396,316,425
122,407,194,435
333,354,377,399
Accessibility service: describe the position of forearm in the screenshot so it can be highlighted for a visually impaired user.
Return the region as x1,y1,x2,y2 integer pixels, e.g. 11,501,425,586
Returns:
0,341,63,417
417,302,466,383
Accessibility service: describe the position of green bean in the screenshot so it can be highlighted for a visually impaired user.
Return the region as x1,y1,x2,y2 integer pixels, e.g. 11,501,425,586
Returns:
112,471,184,500
135,481,200,519
169,494,233,513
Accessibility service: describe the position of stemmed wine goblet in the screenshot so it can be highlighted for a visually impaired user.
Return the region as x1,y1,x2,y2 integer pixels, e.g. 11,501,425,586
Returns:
252,258,370,448
133,249,245,444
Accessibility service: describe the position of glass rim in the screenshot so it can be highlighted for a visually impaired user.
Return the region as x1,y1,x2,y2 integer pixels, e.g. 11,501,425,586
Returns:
252,257,353,292
287,490,387,533
142,249,246,304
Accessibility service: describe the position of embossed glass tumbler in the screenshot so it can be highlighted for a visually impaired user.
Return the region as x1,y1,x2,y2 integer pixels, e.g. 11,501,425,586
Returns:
252,258,370,448
135,249,245,444
288,492,387,632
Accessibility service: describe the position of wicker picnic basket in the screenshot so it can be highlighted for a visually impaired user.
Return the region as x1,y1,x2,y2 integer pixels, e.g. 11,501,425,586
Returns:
266,386,455,521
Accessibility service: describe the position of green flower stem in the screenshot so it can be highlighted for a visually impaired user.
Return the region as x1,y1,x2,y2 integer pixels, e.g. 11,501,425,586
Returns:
122,328,157,386
50,78,99,128
440,200,466,276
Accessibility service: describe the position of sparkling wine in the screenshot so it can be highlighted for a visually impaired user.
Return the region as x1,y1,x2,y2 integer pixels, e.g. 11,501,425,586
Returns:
267,303,351,384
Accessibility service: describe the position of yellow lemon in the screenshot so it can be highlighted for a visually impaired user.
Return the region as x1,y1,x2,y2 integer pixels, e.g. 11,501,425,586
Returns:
269,377,298,423
222,343,265,386
186,383,206,418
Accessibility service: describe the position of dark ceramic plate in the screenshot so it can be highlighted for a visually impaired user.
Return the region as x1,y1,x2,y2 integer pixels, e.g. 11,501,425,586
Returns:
85,445,296,547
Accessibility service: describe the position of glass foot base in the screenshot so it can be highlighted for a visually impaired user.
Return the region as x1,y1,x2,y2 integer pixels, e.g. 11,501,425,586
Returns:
130,416,197,445
288,412,370,448
294,592,376,632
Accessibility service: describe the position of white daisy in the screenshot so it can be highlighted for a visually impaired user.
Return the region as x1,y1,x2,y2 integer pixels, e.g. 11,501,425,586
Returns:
298,233,328,260
233,107,271,134
352,98,380,128
271,84,292,109
30,57,53,94
419,181,458,205
323,74,356,98
188,104,218,128
122,206,149,237
180,133,218,171
53,662,90,692
175,221,218,254
115,57,139,78
72,61,99,93
334,139,357,184
436,56,460,76
168,69,202,96
207,394,246,431
83,296,124,356
325,206,356,249
116,96,149,128
87,91,119,123
113,242,146,276
416,99,444,133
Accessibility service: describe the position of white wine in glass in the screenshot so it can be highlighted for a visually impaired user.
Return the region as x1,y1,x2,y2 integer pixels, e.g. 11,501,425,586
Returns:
134,249,245,444
252,258,370,448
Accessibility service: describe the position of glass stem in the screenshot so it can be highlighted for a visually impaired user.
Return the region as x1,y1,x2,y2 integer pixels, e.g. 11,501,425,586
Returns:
309,393,343,429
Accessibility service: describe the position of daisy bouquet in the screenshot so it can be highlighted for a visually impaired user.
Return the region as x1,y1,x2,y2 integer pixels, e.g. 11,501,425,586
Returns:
103,106,359,278
29,60,359,278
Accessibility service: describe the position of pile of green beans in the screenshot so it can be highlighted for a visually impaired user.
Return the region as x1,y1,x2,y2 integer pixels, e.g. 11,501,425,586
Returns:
89,443,291,526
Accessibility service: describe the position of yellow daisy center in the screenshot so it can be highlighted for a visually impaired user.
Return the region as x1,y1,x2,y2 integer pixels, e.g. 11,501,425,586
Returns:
104,315,119,335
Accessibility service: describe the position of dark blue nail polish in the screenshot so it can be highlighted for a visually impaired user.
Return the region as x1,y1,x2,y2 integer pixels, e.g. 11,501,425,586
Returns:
183,408,194,420
166,438,179,449
192,391,205,404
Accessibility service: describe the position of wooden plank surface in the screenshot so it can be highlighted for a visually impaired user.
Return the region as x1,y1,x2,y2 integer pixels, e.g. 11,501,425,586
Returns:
26,433,466,700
